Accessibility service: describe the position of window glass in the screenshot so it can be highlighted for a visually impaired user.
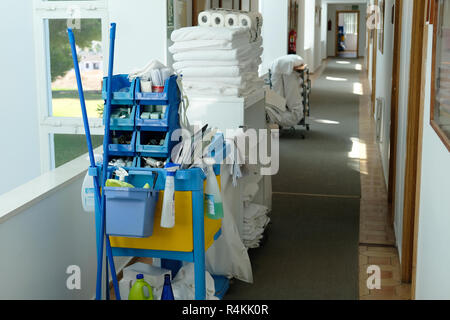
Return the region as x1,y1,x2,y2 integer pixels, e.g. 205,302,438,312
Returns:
48,18,103,118
54,134,103,167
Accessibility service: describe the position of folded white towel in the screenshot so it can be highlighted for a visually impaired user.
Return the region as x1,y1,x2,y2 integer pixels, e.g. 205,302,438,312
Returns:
171,26,251,42
173,56,262,69
169,38,250,54
173,40,263,62
183,79,263,97
176,65,256,78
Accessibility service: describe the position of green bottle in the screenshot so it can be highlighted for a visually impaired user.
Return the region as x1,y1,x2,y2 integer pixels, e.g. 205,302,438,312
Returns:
204,161,224,220
128,274,154,300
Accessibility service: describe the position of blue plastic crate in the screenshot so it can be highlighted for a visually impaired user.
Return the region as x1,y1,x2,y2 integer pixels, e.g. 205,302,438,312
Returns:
102,74,136,105
136,130,180,158
108,130,137,156
135,104,180,132
104,105,136,131
135,75,180,106
104,187,159,238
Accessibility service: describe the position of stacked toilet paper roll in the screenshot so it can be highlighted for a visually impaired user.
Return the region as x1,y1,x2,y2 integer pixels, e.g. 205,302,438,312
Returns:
198,9,263,38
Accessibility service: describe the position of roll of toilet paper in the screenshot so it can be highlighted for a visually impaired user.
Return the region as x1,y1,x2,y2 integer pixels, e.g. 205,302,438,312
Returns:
198,11,212,27
238,13,253,28
225,13,240,27
239,12,263,30
211,12,226,27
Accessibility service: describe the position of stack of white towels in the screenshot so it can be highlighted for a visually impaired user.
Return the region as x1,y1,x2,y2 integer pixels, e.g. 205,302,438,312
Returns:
169,10,264,98
242,203,270,249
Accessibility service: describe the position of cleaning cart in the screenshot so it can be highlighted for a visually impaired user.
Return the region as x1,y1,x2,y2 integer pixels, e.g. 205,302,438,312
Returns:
68,23,227,300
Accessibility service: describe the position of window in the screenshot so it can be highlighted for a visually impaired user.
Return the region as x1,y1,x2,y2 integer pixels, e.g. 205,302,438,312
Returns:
33,0,108,170
430,0,450,151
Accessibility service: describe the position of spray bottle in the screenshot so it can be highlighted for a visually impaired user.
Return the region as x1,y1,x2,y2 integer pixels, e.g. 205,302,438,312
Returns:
105,167,135,188
160,163,180,228
203,158,224,219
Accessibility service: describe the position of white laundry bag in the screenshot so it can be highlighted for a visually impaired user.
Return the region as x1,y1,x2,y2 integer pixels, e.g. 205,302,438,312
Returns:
205,167,254,283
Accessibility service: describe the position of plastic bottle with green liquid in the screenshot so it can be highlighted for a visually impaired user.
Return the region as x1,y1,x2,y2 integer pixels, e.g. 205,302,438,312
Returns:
128,274,154,300
204,158,224,219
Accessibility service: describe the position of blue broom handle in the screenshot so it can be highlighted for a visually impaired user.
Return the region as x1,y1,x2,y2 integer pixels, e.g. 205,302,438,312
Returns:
67,27,104,300
67,28,96,167
102,22,116,186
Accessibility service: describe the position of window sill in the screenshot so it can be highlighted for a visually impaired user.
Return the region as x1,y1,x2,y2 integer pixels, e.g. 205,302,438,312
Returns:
0,146,102,224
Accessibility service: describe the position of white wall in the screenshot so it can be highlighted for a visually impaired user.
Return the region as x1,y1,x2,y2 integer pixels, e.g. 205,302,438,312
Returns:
0,169,129,299
296,0,323,72
414,25,450,300
326,3,367,57
321,3,328,61
393,0,414,258
374,0,395,186
259,0,289,75
0,1,41,195
109,0,168,72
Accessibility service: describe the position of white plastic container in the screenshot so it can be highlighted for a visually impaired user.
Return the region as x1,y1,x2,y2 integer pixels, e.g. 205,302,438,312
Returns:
160,163,179,228
81,172,95,212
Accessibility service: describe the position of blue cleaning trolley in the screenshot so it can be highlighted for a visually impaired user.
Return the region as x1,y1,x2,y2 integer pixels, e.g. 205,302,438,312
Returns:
68,23,227,300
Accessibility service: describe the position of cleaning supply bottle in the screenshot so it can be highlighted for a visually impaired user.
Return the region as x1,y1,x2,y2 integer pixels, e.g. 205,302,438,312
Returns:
204,158,224,219
105,167,135,188
161,163,179,228
161,274,175,300
128,274,154,300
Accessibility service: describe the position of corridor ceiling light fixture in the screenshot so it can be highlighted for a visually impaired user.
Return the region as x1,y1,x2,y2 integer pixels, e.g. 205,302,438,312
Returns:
348,137,367,160
353,82,363,95
336,61,351,64
355,64,362,70
326,76,347,82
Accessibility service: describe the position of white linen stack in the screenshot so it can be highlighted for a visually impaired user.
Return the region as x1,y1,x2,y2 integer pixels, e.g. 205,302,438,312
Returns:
169,23,264,98
242,203,270,249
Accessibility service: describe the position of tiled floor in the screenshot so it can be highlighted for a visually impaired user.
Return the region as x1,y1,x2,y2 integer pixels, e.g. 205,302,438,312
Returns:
358,68,411,300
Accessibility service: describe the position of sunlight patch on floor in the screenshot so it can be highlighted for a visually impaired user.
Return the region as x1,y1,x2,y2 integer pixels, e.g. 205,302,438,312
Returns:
326,76,348,82
313,118,340,125
348,137,367,160
353,82,364,95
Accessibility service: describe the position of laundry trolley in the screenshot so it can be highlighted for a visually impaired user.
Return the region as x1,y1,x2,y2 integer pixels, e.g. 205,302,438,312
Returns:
265,57,312,138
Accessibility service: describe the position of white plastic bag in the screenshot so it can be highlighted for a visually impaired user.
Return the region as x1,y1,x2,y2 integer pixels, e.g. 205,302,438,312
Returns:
171,263,218,300
205,167,253,283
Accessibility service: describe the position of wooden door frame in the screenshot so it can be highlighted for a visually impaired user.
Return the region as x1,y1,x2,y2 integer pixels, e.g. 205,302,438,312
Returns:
335,10,360,57
401,0,427,284
388,0,403,223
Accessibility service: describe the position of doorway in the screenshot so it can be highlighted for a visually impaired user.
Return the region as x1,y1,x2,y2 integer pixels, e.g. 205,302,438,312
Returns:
336,11,360,58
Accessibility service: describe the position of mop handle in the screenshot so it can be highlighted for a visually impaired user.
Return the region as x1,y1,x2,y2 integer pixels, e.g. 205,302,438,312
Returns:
67,28,96,168
101,22,116,186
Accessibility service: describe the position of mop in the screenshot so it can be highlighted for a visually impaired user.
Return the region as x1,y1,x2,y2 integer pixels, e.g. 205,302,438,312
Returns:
68,23,121,300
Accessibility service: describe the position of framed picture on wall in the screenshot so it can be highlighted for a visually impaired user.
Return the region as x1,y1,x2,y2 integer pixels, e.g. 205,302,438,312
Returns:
378,0,385,54
429,0,450,151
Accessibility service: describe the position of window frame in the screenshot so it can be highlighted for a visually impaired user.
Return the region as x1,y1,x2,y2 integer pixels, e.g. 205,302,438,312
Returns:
33,0,109,172
429,0,450,152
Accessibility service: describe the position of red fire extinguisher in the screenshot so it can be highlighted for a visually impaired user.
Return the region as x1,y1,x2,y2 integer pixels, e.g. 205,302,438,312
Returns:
289,29,297,54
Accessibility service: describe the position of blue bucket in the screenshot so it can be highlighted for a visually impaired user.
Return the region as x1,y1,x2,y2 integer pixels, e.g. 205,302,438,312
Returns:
104,187,159,238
